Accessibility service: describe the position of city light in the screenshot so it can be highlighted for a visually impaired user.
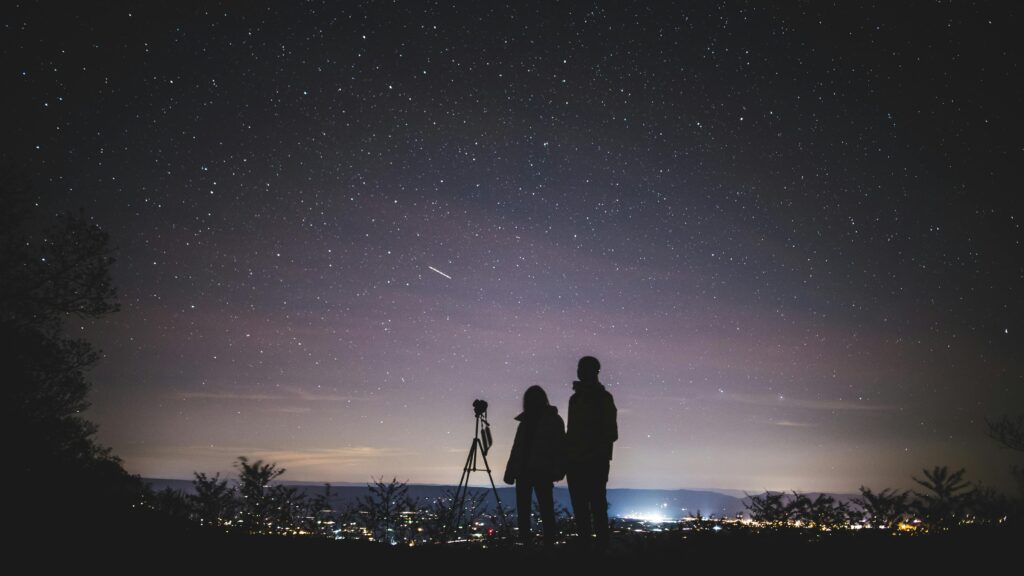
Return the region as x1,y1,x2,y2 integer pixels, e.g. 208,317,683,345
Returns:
624,511,670,524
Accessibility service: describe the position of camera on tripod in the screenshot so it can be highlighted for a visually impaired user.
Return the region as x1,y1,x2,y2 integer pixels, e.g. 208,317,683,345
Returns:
448,397,509,538
472,400,493,454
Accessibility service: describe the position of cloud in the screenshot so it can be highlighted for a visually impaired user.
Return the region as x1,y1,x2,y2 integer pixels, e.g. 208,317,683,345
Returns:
772,420,819,428
175,385,360,403
260,406,313,414
121,444,402,478
236,446,398,469
716,391,897,412
177,391,281,401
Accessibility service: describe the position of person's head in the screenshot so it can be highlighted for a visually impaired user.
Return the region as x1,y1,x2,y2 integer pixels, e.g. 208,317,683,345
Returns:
577,356,601,383
522,385,550,414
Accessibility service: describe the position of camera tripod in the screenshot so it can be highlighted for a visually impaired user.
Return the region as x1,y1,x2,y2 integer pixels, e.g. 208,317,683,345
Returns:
449,400,510,539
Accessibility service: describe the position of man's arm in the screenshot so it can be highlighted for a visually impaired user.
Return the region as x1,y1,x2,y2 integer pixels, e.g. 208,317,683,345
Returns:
566,394,576,434
606,394,618,444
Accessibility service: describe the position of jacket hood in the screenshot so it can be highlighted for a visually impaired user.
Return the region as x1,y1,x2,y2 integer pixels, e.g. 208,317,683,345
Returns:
515,404,559,421
572,379,605,393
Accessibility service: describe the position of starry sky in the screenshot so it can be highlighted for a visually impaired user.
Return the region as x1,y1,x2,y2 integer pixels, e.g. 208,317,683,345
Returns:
6,2,1021,493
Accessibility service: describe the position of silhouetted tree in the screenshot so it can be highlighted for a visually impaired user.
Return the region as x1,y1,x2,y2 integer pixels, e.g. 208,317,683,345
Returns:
150,486,192,520
912,465,972,530
785,493,811,526
1,174,139,522
422,489,456,542
484,505,516,540
190,472,237,528
687,509,715,531
422,488,487,543
787,492,851,529
852,487,910,528
234,456,305,535
453,488,488,540
303,483,338,537
811,493,852,529
743,491,792,527
966,484,1011,525
356,476,418,544
987,415,1024,452
986,414,1024,497
268,482,304,534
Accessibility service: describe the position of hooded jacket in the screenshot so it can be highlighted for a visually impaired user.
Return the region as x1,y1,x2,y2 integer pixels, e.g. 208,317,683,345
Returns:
503,405,567,484
566,380,617,464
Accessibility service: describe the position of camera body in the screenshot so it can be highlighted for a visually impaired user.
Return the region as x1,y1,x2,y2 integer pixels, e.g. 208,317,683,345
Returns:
473,399,488,417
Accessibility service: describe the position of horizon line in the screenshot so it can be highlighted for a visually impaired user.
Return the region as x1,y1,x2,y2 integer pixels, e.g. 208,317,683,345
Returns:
140,476,867,495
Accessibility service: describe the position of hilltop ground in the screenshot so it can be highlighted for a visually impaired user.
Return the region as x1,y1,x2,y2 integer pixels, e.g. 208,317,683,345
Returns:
31,508,1019,571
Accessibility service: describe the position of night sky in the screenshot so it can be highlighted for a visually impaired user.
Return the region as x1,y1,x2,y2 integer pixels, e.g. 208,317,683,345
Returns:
6,2,1021,493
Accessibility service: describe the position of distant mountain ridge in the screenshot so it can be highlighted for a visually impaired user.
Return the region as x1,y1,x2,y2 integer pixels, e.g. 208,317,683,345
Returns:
145,478,859,520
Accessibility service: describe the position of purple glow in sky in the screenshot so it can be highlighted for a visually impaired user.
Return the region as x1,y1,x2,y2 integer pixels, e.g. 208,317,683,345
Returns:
8,2,1021,493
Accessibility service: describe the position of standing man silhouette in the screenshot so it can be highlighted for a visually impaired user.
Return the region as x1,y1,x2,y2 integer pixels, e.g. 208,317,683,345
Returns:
566,355,617,551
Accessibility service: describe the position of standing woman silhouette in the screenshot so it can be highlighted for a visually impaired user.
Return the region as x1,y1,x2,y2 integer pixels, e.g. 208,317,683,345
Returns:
503,385,567,546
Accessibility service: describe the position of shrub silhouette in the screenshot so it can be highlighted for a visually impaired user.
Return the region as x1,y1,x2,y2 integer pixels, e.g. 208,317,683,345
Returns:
853,487,910,529
235,456,304,535
912,466,972,530
356,476,418,544
743,491,792,527
191,472,238,528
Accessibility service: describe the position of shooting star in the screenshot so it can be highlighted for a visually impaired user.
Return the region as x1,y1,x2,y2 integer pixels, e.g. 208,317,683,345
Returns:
428,265,452,280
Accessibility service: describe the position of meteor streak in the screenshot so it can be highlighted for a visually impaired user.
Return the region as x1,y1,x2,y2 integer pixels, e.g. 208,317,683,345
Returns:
428,265,452,279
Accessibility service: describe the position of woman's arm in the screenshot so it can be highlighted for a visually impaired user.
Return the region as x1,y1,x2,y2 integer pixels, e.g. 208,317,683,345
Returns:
503,423,524,485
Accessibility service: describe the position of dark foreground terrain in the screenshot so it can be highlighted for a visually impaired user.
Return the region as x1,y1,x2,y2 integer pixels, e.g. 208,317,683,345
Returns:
23,508,1020,572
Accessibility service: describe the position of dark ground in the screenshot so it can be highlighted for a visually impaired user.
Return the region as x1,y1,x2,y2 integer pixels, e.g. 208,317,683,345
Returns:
25,508,1020,572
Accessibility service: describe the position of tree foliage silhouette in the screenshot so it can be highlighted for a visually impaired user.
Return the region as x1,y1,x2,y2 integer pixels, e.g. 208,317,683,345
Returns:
422,487,487,543
743,491,792,526
967,483,1012,525
356,476,417,544
987,415,1024,452
686,509,716,531
787,492,851,529
912,465,972,530
190,472,238,527
303,483,345,537
235,456,304,535
152,487,191,520
853,487,910,528
986,414,1024,497
1,173,137,519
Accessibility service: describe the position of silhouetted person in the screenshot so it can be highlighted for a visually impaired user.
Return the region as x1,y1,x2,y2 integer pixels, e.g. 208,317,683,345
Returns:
566,355,617,551
503,385,566,547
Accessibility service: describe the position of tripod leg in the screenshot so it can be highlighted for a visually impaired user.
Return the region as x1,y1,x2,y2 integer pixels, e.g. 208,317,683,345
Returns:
477,446,511,539
448,439,478,540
